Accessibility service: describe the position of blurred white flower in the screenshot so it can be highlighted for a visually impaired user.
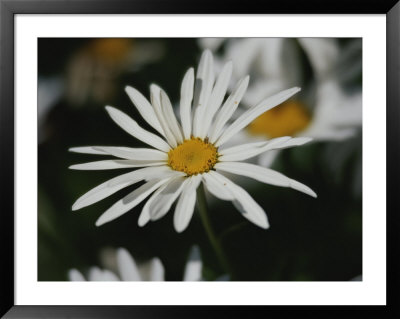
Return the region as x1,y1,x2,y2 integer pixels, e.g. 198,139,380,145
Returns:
200,38,362,167
68,246,204,281
70,50,316,232
182,245,203,281
66,38,165,107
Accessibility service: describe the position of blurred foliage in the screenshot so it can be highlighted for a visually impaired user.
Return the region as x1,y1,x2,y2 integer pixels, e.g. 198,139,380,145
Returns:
38,38,361,281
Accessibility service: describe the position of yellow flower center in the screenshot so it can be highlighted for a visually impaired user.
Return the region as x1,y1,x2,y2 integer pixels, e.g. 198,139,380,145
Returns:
247,100,312,138
168,137,218,176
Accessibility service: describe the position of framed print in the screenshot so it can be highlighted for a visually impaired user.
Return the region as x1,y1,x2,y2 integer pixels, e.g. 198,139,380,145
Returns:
1,0,399,317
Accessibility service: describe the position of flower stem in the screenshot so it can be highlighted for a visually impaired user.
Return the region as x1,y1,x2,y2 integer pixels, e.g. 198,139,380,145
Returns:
196,184,231,276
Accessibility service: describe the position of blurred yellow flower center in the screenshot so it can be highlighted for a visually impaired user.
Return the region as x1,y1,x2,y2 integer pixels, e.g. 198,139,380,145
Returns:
168,138,218,176
90,38,133,61
247,100,312,138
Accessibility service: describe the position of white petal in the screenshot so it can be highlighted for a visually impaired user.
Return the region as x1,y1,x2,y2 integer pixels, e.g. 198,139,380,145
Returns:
180,68,195,140
105,106,170,152
72,166,168,211
304,80,362,140
138,182,169,227
208,61,233,115
219,136,312,162
95,178,171,226
217,129,266,152
272,136,313,149
160,89,183,143
258,150,280,168
92,147,167,161
215,162,317,197
149,258,165,281
139,177,187,227
289,180,318,198
150,85,178,148
331,92,362,127
202,172,234,200
198,38,225,51
215,87,301,147
88,267,103,281
305,127,356,141
173,175,202,233
101,270,120,281
149,177,188,221
125,86,164,135
219,140,276,156
174,189,197,233
108,166,184,187
208,76,249,143
70,146,168,161
298,38,339,77
69,159,165,170
116,248,142,281
183,246,202,281
258,38,286,79
227,39,264,78
200,61,232,137
210,172,269,229
68,269,86,281
192,50,214,137
242,79,287,107
69,146,107,155
88,267,119,281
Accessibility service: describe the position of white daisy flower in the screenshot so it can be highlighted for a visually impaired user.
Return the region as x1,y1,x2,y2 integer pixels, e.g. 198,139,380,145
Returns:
68,246,203,281
70,50,316,232
200,39,362,166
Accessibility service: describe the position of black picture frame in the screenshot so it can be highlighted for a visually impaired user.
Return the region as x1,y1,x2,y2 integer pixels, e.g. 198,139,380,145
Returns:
1,0,399,317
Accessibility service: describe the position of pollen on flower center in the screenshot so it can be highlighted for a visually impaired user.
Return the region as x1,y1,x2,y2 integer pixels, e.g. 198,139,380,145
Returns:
247,99,312,138
168,137,218,176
